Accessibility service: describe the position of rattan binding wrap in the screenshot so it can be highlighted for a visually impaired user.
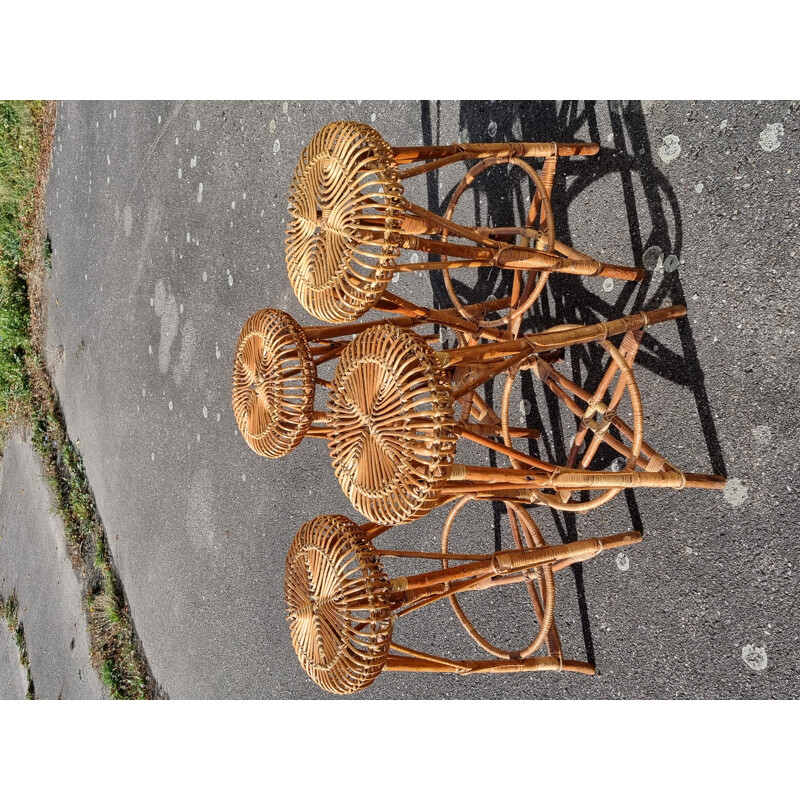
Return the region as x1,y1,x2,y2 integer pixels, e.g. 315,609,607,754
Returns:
327,324,457,525
231,309,316,458
285,515,393,695
286,121,404,323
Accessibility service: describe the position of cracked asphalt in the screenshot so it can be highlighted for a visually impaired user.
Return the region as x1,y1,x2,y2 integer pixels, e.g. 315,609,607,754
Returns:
36,100,800,699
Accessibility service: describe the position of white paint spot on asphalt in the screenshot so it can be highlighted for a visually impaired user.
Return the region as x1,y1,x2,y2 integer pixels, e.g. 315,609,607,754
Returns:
410,252,420,264
202,406,208,419
197,433,200,442
520,399,532,417
758,123,784,152
186,231,191,243
488,120,498,137
142,387,146,397
273,139,280,155
723,478,748,508
611,456,626,472
158,115,162,124
195,120,201,131
190,156,197,168
179,304,184,314
175,137,179,145
228,274,234,287
269,119,277,134
231,200,236,210
107,176,110,184
168,401,173,411
148,344,153,355
282,101,288,114
752,425,772,445
202,271,207,282
602,278,614,292
662,254,680,273
151,452,155,461
216,412,221,422
642,245,664,272
370,113,376,123
123,205,133,237
107,154,110,165
113,109,117,118
695,182,704,193
197,182,203,203
658,134,681,164
742,644,768,671
391,272,400,283
215,342,221,359
242,474,246,482
719,119,728,131
85,274,88,281
615,552,630,572
178,168,182,179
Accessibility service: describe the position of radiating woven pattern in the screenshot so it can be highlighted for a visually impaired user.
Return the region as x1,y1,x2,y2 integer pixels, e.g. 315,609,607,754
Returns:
327,325,457,525
285,515,393,695
231,309,316,458
286,121,404,323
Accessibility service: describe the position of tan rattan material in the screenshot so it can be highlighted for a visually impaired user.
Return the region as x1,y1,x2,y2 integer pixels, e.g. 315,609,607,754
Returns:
286,121,403,324
232,300,518,461
232,308,316,458
326,306,725,524
327,324,457,525
286,510,640,695
287,121,644,326
285,514,393,695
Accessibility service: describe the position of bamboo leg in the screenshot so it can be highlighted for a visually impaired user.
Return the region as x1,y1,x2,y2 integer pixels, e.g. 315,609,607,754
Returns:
437,305,687,367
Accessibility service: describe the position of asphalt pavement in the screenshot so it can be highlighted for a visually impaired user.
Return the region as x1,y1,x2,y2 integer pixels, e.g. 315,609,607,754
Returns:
41,100,799,698
0,432,104,699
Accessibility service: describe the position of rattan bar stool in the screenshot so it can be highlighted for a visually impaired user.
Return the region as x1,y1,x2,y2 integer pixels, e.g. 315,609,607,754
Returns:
231,301,531,458
286,121,645,326
285,506,641,695
326,304,725,525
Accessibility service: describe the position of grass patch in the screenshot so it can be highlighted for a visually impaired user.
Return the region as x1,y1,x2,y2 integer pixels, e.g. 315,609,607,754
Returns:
0,592,35,699
0,101,155,699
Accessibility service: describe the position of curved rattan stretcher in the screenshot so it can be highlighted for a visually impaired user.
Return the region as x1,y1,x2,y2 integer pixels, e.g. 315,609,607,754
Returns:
286,121,644,326
326,305,726,525
285,508,641,695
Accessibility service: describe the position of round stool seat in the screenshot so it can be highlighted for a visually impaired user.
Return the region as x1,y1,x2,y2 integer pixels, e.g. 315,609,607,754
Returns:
231,309,316,458
327,324,457,525
286,121,404,323
285,515,393,695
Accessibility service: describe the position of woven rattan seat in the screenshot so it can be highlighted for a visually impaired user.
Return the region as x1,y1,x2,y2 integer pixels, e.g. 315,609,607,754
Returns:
285,514,393,695
232,308,317,458
327,324,458,525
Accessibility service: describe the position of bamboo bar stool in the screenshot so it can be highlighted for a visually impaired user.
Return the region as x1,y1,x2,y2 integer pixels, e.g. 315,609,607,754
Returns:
231,300,530,458
326,304,725,525
285,508,641,695
286,121,645,326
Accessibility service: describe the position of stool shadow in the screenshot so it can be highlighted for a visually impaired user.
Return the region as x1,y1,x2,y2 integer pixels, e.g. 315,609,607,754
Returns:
418,99,727,670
